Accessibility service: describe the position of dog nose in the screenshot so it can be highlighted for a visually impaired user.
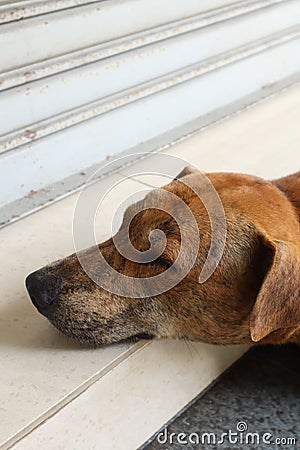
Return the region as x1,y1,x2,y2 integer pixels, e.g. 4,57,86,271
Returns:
25,271,58,313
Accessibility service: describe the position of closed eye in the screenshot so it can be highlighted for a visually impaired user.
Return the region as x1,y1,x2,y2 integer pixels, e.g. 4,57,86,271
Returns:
158,256,173,269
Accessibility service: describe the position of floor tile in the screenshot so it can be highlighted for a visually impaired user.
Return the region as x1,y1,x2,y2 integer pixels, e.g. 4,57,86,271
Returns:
0,172,152,448
12,341,246,450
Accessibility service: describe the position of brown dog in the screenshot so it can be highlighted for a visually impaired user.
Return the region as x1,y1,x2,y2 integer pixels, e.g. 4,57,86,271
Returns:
25,169,300,347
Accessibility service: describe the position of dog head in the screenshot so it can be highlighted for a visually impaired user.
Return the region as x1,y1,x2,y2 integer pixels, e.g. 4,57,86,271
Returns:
25,168,300,346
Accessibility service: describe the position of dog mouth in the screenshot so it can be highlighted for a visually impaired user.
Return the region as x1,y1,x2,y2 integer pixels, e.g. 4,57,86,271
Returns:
46,313,155,346
128,333,154,341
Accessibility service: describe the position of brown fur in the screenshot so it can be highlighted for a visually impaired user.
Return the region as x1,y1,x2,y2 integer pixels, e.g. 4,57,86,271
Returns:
25,169,300,347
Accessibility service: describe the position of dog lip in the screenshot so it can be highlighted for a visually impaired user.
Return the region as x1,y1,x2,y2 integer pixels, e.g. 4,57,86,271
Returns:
117,333,155,345
130,333,154,341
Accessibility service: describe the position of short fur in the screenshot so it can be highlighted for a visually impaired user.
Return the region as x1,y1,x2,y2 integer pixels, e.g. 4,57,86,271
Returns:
25,170,300,347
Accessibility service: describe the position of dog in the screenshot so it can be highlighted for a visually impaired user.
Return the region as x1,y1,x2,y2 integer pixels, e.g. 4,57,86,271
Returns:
25,168,300,347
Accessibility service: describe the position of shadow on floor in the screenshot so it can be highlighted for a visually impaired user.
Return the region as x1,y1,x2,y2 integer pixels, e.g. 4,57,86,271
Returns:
141,344,300,449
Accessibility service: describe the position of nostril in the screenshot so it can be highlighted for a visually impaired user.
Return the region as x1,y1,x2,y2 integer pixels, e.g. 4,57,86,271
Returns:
25,271,56,312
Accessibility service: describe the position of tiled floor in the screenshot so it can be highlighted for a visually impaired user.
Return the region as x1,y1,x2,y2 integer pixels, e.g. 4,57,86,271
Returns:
141,344,300,450
0,173,149,447
1,81,300,449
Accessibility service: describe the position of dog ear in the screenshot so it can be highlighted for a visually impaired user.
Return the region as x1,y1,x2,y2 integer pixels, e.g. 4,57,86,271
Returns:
175,166,196,180
250,239,300,342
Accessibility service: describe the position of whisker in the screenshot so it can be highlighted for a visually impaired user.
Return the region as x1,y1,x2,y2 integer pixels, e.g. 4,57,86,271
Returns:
183,338,193,358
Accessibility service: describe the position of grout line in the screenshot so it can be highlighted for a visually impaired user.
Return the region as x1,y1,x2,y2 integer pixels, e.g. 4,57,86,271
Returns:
2,340,151,450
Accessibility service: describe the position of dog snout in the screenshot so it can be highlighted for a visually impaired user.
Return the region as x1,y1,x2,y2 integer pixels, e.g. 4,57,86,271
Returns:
25,270,61,315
